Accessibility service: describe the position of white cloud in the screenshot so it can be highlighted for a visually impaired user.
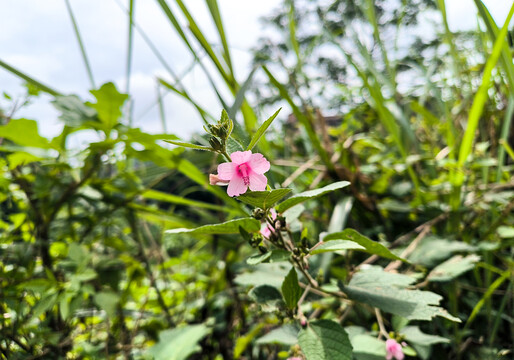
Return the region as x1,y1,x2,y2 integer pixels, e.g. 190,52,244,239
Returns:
0,0,512,139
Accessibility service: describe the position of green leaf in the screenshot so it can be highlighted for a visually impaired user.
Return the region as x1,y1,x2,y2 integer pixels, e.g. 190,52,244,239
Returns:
497,226,514,238
281,267,303,309
276,181,350,213
323,229,407,262
343,267,460,322
350,334,386,359
407,236,476,267
149,324,211,360
32,293,58,320
427,255,480,282
234,324,264,358
94,291,120,319
246,108,281,150
401,326,450,345
298,319,353,360
7,151,43,169
0,119,51,149
235,263,290,288
165,217,260,235
452,2,514,189
256,324,299,346
237,188,292,209
310,240,365,255
247,249,290,265
86,82,128,134
53,95,97,127
248,285,284,312
163,139,213,151
226,136,244,154
142,189,227,212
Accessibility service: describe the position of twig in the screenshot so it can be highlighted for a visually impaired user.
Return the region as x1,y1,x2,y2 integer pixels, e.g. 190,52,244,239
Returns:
282,156,320,187
375,309,389,339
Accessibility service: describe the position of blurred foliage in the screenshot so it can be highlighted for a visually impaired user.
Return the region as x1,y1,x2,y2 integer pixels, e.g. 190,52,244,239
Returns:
0,0,513,359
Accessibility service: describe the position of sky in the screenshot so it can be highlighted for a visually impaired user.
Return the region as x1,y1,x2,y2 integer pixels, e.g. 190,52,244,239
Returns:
0,0,512,142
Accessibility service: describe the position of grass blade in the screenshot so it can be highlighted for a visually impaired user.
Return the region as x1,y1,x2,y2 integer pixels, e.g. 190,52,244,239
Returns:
163,140,213,151
205,0,233,74
173,0,233,87
0,59,61,96
228,67,257,120
156,82,167,133
262,65,334,171
496,97,514,180
473,0,514,91
465,269,510,327
363,0,395,87
246,108,281,151
451,2,514,203
125,0,135,95
287,0,300,64
64,0,96,89
158,78,213,124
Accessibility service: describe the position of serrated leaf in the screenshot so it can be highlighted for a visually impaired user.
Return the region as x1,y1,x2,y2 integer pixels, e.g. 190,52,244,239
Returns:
237,188,292,209
310,240,365,255
165,217,260,235
0,119,51,149
163,139,213,151
276,181,350,213
86,82,128,134
148,324,211,360
298,320,353,360
246,108,281,150
227,136,244,154
281,267,302,309
427,255,480,282
52,95,97,127
323,229,407,262
256,324,299,345
342,267,460,322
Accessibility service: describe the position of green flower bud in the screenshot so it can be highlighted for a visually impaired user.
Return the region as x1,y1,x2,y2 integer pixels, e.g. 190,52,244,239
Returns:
209,136,223,151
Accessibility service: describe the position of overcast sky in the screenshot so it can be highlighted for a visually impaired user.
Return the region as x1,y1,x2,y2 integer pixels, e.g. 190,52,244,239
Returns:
0,0,512,141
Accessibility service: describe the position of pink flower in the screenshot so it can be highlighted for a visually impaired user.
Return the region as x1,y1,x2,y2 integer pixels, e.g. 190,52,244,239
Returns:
385,339,404,360
216,151,270,197
260,209,277,238
209,174,229,186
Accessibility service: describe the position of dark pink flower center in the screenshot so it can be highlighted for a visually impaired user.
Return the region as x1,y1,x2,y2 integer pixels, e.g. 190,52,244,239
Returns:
237,163,250,185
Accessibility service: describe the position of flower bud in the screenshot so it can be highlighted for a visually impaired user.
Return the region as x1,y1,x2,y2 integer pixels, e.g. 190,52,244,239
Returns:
209,136,223,151
252,208,265,220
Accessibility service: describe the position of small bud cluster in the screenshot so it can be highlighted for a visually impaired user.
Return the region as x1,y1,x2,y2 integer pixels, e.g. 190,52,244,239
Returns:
204,109,233,158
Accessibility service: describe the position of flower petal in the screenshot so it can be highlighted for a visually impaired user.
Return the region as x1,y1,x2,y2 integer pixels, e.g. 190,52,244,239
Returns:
230,150,252,165
248,172,268,191
249,153,270,174
217,162,235,181
227,176,248,197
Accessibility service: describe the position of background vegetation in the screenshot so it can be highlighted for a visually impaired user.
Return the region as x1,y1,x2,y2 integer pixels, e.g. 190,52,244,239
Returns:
0,0,513,359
